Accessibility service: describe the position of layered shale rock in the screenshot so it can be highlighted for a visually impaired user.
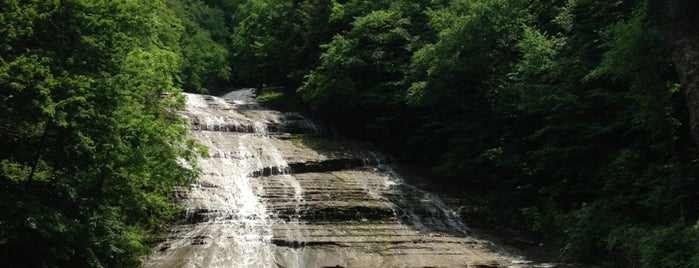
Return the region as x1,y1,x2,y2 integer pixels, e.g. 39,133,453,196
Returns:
142,89,542,268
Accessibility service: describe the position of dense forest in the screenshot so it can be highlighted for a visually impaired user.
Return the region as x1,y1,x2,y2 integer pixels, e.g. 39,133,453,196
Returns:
0,1,204,266
1,0,698,267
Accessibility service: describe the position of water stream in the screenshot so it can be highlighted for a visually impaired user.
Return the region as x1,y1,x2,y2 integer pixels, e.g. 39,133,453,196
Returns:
143,89,541,268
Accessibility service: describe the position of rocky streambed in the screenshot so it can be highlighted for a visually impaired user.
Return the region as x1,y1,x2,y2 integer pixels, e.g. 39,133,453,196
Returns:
142,89,550,268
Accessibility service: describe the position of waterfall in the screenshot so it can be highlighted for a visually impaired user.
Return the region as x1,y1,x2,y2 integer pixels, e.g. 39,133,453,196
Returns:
143,89,542,268
142,92,280,267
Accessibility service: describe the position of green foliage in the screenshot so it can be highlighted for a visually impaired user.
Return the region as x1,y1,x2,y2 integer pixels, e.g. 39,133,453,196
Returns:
297,1,435,139
602,224,699,267
300,9,412,115
228,0,345,88
0,1,199,267
230,0,300,86
256,91,285,102
226,0,699,266
501,1,699,265
170,0,231,92
405,0,529,179
254,91,304,112
5,0,697,266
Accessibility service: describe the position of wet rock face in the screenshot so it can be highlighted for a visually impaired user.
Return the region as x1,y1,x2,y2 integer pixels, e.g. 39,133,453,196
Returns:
142,89,534,268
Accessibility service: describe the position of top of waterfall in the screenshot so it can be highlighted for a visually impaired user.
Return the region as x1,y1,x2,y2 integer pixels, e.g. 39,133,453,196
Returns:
222,88,257,102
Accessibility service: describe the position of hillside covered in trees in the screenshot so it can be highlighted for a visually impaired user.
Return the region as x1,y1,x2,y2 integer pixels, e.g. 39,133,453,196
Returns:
227,0,699,265
2,0,699,267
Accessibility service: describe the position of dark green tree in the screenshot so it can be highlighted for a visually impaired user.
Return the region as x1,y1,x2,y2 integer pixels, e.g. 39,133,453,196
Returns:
230,0,301,86
170,0,231,93
0,1,199,266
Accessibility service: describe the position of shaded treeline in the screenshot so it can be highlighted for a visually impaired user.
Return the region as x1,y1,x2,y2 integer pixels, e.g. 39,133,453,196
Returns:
215,0,699,266
0,1,208,267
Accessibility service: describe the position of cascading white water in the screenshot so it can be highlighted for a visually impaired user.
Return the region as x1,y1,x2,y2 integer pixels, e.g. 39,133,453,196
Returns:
142,92,294,268
144,89,542,268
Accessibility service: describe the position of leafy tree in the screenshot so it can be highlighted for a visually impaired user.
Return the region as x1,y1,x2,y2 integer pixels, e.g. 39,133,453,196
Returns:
170,0,231,93
230,0,301,86
505,1,699,265
406,0,529,181
0,1,199,267
299,9,413,128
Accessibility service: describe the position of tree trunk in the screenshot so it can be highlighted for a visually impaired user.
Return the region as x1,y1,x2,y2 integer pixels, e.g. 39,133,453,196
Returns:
650,0,699,145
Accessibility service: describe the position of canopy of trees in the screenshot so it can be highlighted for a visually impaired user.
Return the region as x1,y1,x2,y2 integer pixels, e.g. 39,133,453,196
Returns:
0,1,205,267
2,0,698,267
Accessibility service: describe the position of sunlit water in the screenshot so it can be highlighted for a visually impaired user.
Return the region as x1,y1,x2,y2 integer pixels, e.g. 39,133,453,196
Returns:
143,89,537,268
142,92,294,267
